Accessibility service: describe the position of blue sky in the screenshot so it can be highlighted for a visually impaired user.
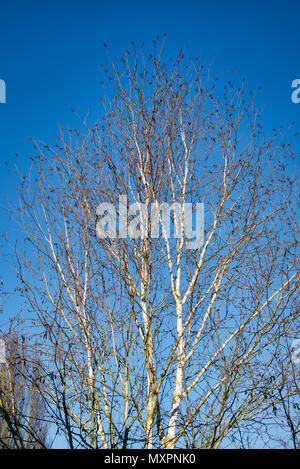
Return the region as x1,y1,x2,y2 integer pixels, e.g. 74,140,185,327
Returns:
0,0,299,301
0,0,300,163
0,4,299,286
0,0,299,315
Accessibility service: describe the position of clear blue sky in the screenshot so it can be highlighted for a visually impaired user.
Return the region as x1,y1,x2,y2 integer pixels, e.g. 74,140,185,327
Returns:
0,0,299,310
0,0,299,177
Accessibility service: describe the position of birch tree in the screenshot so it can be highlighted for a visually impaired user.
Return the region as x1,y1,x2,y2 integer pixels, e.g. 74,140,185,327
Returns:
5,40,299,448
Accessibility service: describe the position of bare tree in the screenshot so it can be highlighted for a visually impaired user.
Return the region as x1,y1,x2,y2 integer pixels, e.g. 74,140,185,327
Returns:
0,334,48,448
4,39,299,449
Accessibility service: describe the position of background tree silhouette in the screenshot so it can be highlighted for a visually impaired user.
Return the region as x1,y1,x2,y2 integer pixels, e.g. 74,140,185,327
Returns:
0,334,48,448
